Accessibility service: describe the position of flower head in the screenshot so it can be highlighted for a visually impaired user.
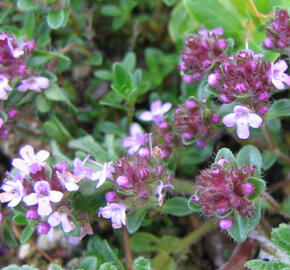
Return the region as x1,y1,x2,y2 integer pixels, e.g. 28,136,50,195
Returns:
269,60,290,90
122,123,147,154
23,181,63,216
12,145,50,175
223,105,262,139
140,100,172,123
98,203,127,229
17,76,49,92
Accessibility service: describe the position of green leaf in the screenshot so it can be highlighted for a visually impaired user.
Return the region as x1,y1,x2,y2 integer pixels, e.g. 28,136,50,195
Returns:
184,0,244,44
100,5,122,16
228,201,261,242
28,50,53,67
51,265,65,270
188,196,203,212
85,236,125,270
262,150,277,170
163,0,176,6
247,177,266,200
127,205,147,234
267,99,290,121
79,256,98,270
89,53,103,66
17,0,40,11
35,94,52,113
3,221,18,248
111,63,134,98
20,225,35,244
236,145,262,173
161,197,194,216
68,135,109,162
215,148,236,163
3,266,38,270
13,214,28,226
272,224,290,255
24,11,35,39
246,260,290,270
98,122,126,136
158,236,182,253
47,9,65,29
122,51,136,72
133,257,151,270
50,140,71,163
94,70,113,81
99,263,118,270
151,252,176,270
130,232,160,252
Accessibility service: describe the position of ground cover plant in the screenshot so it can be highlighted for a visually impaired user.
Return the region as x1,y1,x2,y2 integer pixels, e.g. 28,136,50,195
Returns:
0,0,290,269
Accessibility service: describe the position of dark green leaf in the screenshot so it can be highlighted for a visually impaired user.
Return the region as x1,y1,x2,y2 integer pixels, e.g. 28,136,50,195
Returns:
24,11,35,39
130,232,159,252
161,197,194,216
35,94,52,113
127,205,147,234
3,221,18,248
262,151,277,170
100,5,122,16
13,214,28,226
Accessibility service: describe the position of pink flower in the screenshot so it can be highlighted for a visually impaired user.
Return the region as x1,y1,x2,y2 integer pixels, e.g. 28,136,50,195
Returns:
198,27,223,38
155,180,174,206
122,123,147,154
12,145,50,175
140,100,172,123
219,218,233,229
48,211,75,233
269,60,290,90
17,76,50,92
90,161,115,189
0,75,12,100
98,202,127,229
56,171,81,192
223,105,262,139
0,178,24,207
73,157,94,179
23,181,63,216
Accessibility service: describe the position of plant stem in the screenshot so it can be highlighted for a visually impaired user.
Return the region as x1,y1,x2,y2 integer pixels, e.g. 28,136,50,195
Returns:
246,0,273,18
176,220,215,253
123,227,133,270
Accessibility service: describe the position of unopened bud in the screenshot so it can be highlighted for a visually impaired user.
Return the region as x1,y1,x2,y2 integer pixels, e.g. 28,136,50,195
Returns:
26,209,39,220
219,218,233,229
116,175,130,188
105,191,117,203
152,146,163,158
37,222,50,234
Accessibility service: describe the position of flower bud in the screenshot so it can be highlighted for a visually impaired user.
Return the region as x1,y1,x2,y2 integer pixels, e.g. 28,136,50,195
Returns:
218,39,227,50
37,222,51,234
186,99,198,109
243,183,254,195
208,73,219,86
160,121,169,129
7,109,17,119
26,209,39,220
219,218,233,229
202,59,212,68
258,92,269,101
105,191,117,203
220,94,231,103
217,158,228,166
116,175,130,188
138,147,150,158
183,132,193,141
211,113,220,124
179,61,187,71
264,37,274,49
183,75,194,84
196,139,206,147
259,106,268,116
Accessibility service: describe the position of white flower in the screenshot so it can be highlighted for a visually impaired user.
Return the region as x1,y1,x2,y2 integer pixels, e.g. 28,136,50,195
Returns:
98,203,127,229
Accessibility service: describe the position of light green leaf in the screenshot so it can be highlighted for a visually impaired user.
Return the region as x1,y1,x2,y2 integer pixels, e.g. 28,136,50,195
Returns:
267,99,290,121
94,70,113,81
79,256,98,270
215,148,236,163
17,0,40,11
262,150,277,170
272,224,290,255
246,260,290,270
99,263,118,270
35,94,52,113
122,51,136,73
100,5,122,16
130,232,160,252
47,9,65,29
20,225,35,244
161,197,194,216
127,205,147,234
133,257,151,270
236,145,262,173
247,177,266,200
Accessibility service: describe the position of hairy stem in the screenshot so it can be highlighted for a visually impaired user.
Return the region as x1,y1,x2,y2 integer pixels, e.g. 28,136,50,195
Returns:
123,227,133,270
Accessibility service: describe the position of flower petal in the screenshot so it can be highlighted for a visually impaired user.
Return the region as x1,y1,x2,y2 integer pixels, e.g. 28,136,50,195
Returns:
222,113,237,127
130,123,142,136
248,113,262,128
161,102,172,114
150,100,162,113
236,117,250,139
38,199,52,216
139,111,153,121
36,150,50,162
23,193,38,206
49,191,63,203
275,60,288,72
20,145,35,163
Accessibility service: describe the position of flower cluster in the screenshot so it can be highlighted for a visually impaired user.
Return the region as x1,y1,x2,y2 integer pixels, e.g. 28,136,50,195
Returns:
173,99,220,146
193,157,257,230
0,145,94,241
0,33,49,101
99,147,173,228
208,49,272,115
264,9,290,52
180,27,227,83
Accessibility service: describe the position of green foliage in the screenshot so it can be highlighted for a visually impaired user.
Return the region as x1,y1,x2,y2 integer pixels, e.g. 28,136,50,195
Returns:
47,9,66,29
236,145,263,173
20,223,35,244
161,197,195,216
133,257,151,270
127,205,147,234
79,256,98,270
272,224,290,255
3,265,38,270
267,99,290,121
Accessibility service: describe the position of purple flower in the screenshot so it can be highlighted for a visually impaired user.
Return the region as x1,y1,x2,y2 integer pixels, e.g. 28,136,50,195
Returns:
0,75,12,100
0,178,24,207
223,105,262,139
56,171,81,192
23,181,63,216
73,157,94,179
17,76,50,92
98,202,127,229
48,211,75,233
219,218,233,230
90,161,115,189
269,60,290,90
155,180,174,206
198,27,223,38
122,123,147,154
12,145,50,175
140,100,172,123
